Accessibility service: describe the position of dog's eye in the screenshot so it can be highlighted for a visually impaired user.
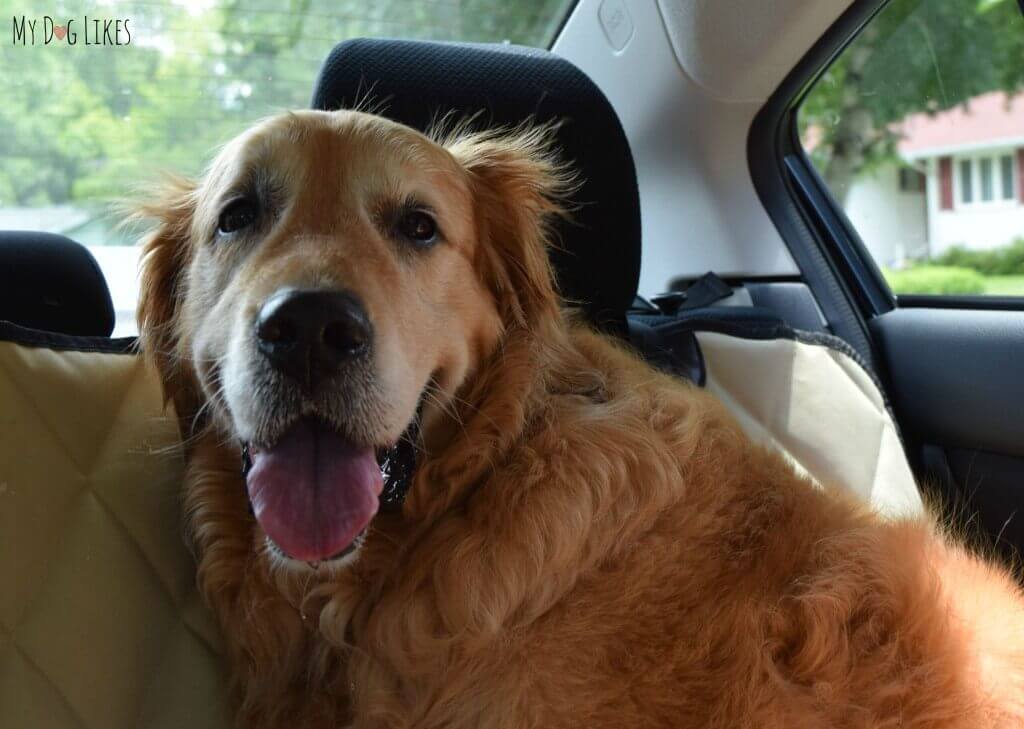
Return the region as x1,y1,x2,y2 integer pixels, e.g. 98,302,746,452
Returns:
218,198,259,234
397,210,438,246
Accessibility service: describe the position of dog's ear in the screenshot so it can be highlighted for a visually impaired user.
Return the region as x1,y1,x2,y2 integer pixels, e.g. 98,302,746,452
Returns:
132,176,200,421
443,124,576,331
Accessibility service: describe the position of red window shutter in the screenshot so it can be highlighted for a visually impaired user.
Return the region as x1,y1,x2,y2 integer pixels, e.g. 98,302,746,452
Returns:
1018,148,1024,204
939,156,953,210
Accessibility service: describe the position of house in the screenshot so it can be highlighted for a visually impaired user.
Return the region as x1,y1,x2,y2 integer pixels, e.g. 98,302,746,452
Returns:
842,91,1024,267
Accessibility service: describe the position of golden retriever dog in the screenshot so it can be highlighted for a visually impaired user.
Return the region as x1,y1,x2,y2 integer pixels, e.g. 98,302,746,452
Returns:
136,109,1024,728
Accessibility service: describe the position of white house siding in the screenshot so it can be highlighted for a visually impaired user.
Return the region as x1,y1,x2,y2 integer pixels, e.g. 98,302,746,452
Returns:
923,155,1024,257
844,166,928,267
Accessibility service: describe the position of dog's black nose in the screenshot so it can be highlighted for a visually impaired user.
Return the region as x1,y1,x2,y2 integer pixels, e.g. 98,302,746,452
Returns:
256,289,372,387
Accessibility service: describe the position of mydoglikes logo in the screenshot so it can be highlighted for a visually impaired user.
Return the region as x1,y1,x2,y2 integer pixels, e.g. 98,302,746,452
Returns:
11,15,132,45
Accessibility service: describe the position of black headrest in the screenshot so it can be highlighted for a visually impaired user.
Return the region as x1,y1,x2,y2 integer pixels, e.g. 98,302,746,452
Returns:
0,231,114,337
311,38,641,332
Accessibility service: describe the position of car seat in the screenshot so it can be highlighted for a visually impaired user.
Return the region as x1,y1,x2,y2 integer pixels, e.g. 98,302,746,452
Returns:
1,39,921,729
0,231,114,336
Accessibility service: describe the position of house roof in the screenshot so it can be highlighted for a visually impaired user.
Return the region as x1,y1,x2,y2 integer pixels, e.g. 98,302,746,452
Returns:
897,91,1024,160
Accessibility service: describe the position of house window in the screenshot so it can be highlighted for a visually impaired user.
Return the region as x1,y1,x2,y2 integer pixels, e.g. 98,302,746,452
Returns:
1000,155,1015,200
960,159,974,203
898,167,925,192
957,152,1017,207
980,158,994,201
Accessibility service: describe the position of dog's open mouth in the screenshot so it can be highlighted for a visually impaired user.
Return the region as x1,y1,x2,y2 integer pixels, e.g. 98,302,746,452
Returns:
244,417,384,564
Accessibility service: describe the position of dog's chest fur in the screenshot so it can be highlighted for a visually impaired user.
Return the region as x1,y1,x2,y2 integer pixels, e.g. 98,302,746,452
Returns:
189,329,1024,729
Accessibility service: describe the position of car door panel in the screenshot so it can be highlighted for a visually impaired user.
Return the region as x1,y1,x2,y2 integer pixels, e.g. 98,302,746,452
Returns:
871,308,1024,458
871,307,1024,557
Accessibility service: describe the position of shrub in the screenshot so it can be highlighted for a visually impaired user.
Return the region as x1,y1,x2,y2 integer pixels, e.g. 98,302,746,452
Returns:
883,265,986,295
934,239,1024,275
998,239,1024,275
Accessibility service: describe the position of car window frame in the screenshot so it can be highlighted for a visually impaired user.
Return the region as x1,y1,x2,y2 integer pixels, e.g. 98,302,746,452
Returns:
748,0,1024,316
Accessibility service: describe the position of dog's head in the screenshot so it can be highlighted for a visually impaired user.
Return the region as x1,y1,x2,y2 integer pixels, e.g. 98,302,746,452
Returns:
137,110,569,567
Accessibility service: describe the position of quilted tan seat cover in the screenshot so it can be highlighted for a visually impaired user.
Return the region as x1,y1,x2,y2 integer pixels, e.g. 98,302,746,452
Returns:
0,323,925,728
0,338,231,729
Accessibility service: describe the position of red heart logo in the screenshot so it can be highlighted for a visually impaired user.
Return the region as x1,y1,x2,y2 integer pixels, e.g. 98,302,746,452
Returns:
54,25,67,40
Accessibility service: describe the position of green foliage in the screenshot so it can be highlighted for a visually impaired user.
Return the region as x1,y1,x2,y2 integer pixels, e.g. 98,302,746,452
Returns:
934,240,1024,275
0,0,566,231
800,0,1024,197
883,265,987,295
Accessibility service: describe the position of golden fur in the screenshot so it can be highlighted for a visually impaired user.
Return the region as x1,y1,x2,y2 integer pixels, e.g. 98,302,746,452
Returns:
136,110,1024,728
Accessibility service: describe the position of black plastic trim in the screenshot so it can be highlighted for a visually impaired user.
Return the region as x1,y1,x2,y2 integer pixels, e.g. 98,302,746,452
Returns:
784,155,895,316
748,0,892,371
668,273,804,290
897,295,1024,312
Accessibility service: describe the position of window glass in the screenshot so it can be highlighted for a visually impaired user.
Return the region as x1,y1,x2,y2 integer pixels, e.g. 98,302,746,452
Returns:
899,167,926,192
980,157,994,201
2,0,574,334
960,159,974,203
799,0,1024,298
1001,154,1015,199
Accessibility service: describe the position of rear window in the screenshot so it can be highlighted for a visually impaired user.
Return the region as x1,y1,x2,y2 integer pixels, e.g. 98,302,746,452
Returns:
2,1,574,334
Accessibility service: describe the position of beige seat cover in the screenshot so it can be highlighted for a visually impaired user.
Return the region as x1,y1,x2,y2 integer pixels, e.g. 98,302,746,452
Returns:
0,339,231,729
1,328,923,726
697,331,924,518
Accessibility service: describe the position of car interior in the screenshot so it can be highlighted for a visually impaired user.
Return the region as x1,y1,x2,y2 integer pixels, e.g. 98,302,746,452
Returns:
2,1,1022,726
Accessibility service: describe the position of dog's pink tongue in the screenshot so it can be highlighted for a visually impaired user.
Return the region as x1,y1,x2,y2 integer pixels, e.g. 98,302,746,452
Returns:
245,419,382,562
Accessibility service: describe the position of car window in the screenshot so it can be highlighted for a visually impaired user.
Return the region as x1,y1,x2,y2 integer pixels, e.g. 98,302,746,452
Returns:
1,1,574,335
798,0,1024,298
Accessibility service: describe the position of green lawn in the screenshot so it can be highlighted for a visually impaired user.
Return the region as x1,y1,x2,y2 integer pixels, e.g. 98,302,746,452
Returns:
983,275,1024,296
884,267,1024,297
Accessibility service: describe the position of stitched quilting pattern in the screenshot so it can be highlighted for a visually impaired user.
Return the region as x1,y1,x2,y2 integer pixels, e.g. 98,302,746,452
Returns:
0,328,924,726
0,342,230,729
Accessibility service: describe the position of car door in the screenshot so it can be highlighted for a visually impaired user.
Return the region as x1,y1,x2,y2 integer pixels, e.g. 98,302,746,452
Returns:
751,0,1024,564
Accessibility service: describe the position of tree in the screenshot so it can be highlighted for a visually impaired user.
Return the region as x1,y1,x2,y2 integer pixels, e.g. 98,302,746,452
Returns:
800,0,1024,205
0,0,565,237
